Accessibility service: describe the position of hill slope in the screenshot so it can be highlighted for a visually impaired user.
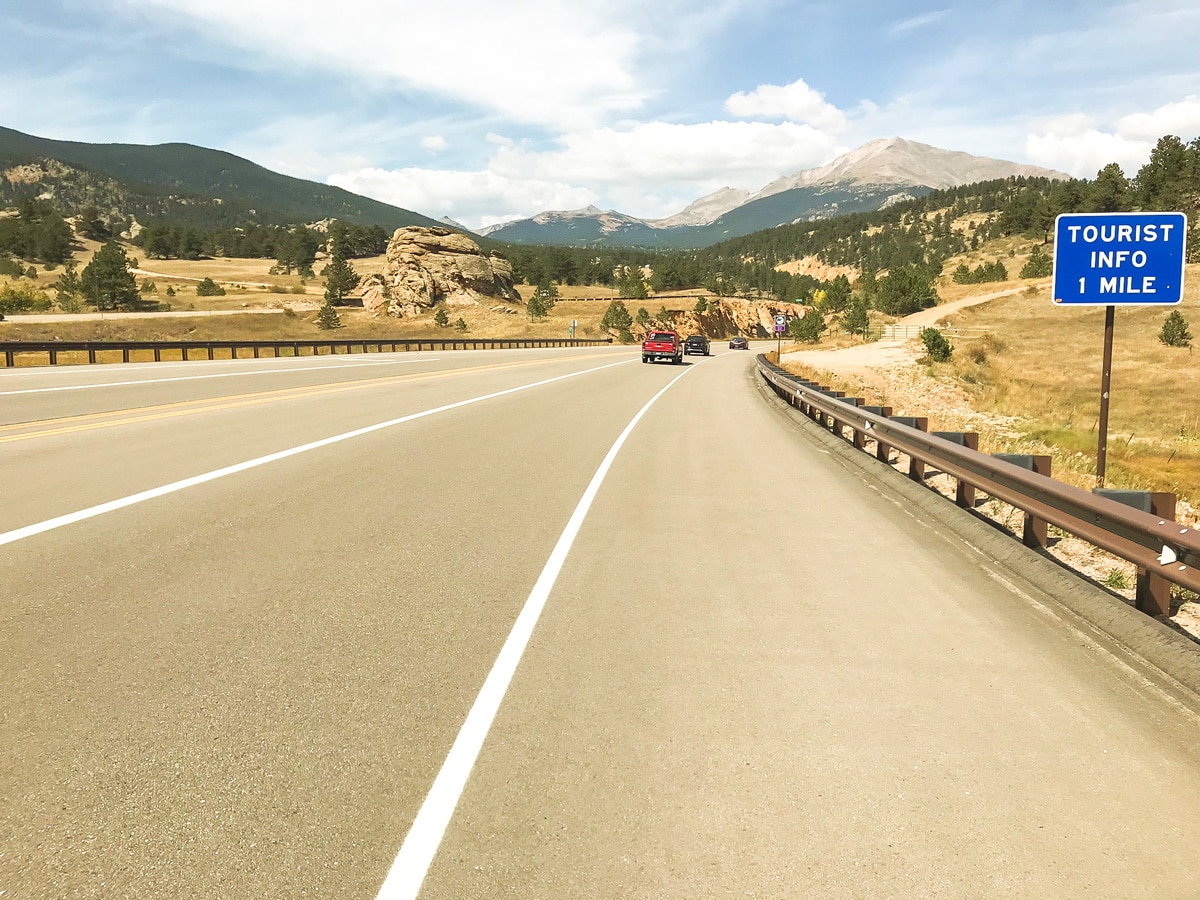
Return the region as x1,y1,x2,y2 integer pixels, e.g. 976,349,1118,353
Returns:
0,126,445,231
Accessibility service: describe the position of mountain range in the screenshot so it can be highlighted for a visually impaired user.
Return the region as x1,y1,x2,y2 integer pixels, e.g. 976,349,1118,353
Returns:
0,126,1068,251
0,125,444,232
480,138,1070,249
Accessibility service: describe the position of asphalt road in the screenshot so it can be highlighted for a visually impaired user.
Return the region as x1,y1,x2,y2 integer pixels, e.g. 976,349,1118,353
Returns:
2,346,1199,899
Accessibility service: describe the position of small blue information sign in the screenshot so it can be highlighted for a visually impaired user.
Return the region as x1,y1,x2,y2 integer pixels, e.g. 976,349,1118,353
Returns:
774,314,787,334
1052,212,1187,305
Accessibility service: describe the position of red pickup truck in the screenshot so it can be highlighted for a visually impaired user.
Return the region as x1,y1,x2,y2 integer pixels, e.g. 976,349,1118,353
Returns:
641,330,683,364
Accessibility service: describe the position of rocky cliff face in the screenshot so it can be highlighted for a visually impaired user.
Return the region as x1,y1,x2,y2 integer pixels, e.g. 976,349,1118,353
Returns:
629,297,804,340
360,226,520,317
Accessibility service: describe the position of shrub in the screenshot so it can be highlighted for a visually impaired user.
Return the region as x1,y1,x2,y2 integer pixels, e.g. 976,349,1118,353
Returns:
454,317,468,332
1159,309,1192,347
288,284,306,295
920,327,953,362
165,285,176,297
282,307,297,318
196,277,225,296
0,282,52,314
788,308,826,343
434,307,449,327
156,302,172,312
0,257,23,277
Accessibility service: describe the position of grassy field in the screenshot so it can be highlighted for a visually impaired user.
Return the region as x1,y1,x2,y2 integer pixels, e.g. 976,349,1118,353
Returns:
923,266,1200,501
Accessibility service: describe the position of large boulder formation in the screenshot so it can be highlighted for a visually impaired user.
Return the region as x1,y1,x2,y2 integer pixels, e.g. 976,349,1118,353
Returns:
361,227,520,317
629,297,804,340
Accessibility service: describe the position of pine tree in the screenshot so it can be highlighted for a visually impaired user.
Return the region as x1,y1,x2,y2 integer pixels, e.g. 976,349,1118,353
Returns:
1159,309,1192,347
434,306,449,327
81,241,139,311
323,246,360,306
788,308,826,344
841,298,871,339
1020,245,1053,278
316,302,341,330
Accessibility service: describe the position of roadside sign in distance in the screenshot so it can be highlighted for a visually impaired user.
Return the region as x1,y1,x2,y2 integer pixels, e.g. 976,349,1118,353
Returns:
1052,212,1187,306
774,314,787,333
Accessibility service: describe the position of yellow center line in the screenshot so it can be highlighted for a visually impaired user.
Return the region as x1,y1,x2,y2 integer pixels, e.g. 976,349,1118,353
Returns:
0,353,614,445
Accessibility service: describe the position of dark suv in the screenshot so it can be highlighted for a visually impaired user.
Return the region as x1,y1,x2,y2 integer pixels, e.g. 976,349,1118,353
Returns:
684,334,710,356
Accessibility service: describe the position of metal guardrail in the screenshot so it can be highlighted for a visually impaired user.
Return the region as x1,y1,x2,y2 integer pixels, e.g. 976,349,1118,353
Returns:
0,337,614,368
756,354,1200,610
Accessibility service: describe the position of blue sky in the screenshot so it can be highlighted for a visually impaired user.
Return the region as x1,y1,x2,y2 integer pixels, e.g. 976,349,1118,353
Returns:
3,0,1200,229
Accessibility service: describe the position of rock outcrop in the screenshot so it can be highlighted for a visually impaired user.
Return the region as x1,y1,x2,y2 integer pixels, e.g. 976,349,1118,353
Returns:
361,227,520,318
628,297,805,340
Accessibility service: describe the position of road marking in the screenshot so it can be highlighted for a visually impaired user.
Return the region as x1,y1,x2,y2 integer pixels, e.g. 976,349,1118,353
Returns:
375,358,708,900
0,358,632,548
0,354,625,442
0,357,438,396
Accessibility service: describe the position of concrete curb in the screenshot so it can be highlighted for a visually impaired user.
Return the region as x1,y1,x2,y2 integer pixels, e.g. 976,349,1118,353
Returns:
752,366,1200,706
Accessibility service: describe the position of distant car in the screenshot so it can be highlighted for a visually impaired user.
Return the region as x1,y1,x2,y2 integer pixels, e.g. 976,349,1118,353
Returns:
729,336,749,350
684,334,710,356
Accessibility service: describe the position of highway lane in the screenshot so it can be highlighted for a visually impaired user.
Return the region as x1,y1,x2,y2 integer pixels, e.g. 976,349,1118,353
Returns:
3,347,1200,898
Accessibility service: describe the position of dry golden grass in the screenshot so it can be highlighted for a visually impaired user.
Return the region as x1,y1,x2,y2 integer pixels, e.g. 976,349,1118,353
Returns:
930,268,1200,500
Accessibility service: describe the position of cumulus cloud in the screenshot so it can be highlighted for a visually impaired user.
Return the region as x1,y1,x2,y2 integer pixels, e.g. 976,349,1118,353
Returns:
1025,96,1200,179
111,0,740,128
330,119,844,228
1115,95,1200,141
724,78,847,131
421,135,448,153
494,121,840,185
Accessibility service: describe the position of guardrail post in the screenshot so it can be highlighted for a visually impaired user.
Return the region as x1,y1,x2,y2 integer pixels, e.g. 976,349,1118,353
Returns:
837,398,861,440
1094,489,1177,616
5,349,14,367
856,406,892,451
932,432,980,507
49,348,58,365
889,417,929,479
123,348,130,362
207,344,215,360
88,348,97,364
992,454,1053,548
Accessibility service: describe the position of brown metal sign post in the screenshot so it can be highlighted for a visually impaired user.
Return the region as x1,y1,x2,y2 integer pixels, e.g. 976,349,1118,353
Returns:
1096,304,1115,486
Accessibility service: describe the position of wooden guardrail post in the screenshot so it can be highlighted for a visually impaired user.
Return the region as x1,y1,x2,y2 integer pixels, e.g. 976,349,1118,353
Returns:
889,416,929,479
992,454,1053,548
1094,489,1177,616
932,432,980,507
856,406,891,451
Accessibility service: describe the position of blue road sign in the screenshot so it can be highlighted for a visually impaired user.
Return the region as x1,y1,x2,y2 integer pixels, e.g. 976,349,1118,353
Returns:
1052,212,1187,305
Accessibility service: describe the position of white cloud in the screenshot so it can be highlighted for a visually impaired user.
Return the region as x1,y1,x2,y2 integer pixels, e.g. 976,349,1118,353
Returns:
330,118,844,228
493,121,840,186
724,78,847,131
111,0,742,128
421,135,448,153
889,9,950,36
1116,95,1200,141
1025,94,1200,179
327,166,596,230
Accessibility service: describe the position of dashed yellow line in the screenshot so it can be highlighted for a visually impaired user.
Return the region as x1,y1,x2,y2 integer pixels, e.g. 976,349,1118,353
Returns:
0,353,604,445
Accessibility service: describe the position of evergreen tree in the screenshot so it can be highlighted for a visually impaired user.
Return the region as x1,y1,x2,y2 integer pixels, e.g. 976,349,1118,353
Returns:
434,306,450,327
841,298,871,339
1087,163,1131,212
316,302,341,330
196,277,225,296
600,299,632,330
53,260,82,308
454,317,468,332
81,241,139,311
1159,309,1192,347
694,297,708,314
635,306,650,326
322,248,360,305
1020,245,1053,278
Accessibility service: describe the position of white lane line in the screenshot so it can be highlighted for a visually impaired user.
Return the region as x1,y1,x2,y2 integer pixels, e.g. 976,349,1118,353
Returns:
375,358,706,900
0,357,442,396
0,359,632,548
